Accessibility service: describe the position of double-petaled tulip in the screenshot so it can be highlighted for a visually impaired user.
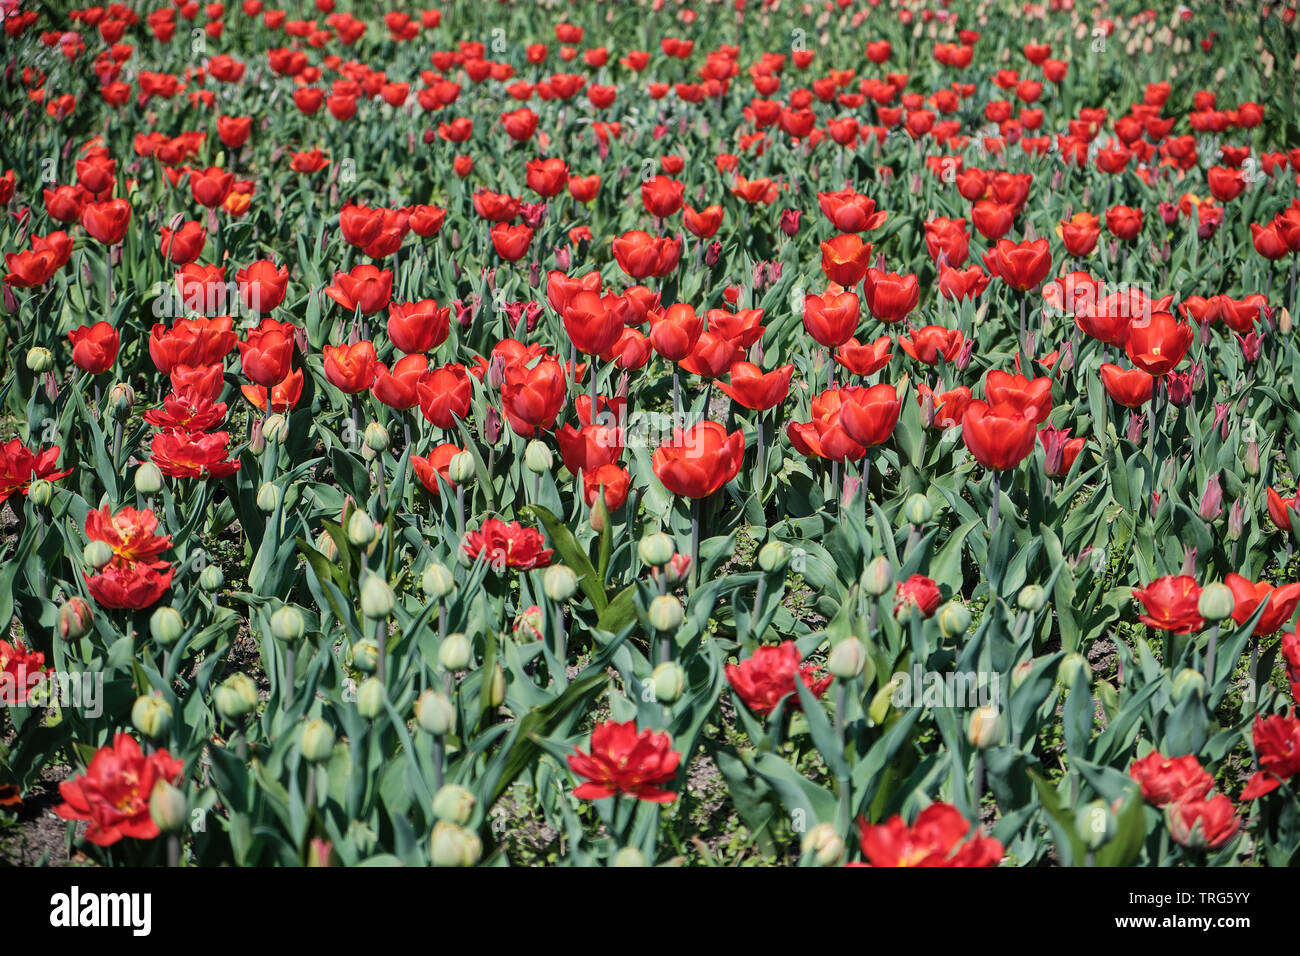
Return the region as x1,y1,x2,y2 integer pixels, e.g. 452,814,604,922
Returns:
502,357,566,436
648,304,703,362
898,326,963,365
960,401,1038,471
857,802,1003,867
325,264,393,315
984,370,1052,423
1132,575,1204,632
417,364,473,429
490,222,534,261
149,430,241,479
1225,574,1300,635
68,322,120,374
923,217,969,266
1105,205,1143,241
387,299,451,354
862,269,919,323
236,319,295,388
817,188,887,233
1240,712,1300,800
235,260,289,313
612,230,681,279
652,420,744,498
1129,751,1214,806
371,353,428,410
726,642,832,717
463,517,553,570
982,237,1052,291
820,234,873,286
190,166,235,207
716,362,794,411
567,720,681,803
0,439,72,505
1124,312,1192,376
80,197,131,245
802,289,860,347
839,383,901,448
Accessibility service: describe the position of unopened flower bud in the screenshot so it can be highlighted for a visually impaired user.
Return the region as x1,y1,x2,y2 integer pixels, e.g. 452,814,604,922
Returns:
1243,440,1259,476
638,531,675,567
25,347,53,372
364,421,389,452
1226,499,1245,540
543,563,579,601
134,461,163,494
1059,652,1092,687
109,382,134,419
1172,667,1207,703
1011,658,1035,689
649,594,685,631
149,780,187,834
828,638,867,679
966,704,1002,749
651,661,686,703
356,677,386,719
270,604,305,643
611,846,646,867
347,509,377,546
904,493,933,525
801,822,845,866
1077,799,1117,850
58,597,93,640
432,784,476,825
486,664,507,707
422,561,455,599
1017,584,1046,612
84,539,114,570
360,573,395,619
1197,582,1234,622
299,718,336,762
757,540,789,572
132,693,173,740
938,601,972,638
27,478,52,507
256,481,281,513
1279,307,1292,335
199,564,224,591
261,413,288,444
863,556,893,596
351,636,379,672
524,439,553,473
449,451,475,483
150,606,184,646
439,632,472,671
662,552,691,584
430,821,482,867
214,673,259,721
415,689,456,735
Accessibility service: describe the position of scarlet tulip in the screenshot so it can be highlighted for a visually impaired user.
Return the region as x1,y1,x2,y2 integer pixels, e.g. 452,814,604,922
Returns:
1132,575,1204,633
417,364,472,429
820,234,873,286
960,400,1037,470
325,264,393,315
652,421,744,498
716,362,794,411
982,237,1052,291
68,321,120,374
802,289,860,347
862,269,919,323
387,299,451,354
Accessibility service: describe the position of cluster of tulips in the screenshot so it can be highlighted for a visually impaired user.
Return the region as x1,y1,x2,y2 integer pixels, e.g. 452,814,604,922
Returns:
0,0,1299,869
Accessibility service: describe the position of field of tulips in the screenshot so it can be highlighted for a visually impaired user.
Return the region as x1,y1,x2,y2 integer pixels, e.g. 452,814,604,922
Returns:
1,0,1299,871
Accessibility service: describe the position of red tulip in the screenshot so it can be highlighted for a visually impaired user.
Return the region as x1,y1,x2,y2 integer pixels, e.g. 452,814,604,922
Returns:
862,269,919,323
80,197,131,245
417,364,472,429
567,720,680,803
960,400,1037,470
652,420,744,498
716,361,793,411
236,319,295,388
839,383,901,448
68,321,120,374
387,299,451,354
1225,574,1300,635
820,233,873,286
1124,312,1192,376
371,353,427,410
325,264,393,315
802,289,860,347
1131,575,1204,632
982,237,1052,291
726,642,832,717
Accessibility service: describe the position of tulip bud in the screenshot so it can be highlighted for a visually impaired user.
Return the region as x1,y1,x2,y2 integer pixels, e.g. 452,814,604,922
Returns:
868,677,901,725
589,502,606,533
938,601,972,638
316,529,339,561
1198,473,1223,521
214,673,259,720
757,540,789,572
1017,584,1046,612
149,779,188,834
541,563,579,602
359,573,395,619
486,663,506,707
662,552,691,584
356,677,386,719
449,451,475,484
134,461,164,495
131,693,173,740
651,661,686,703
415,689,456,735
58,597,93,640
1279,307,1292,335
903,493,932,525
84,539,114,570
439,632,472,671
248,421,266,457
1076,799,1117,850
1172,667,1207,704
1226,499,1245,540
524,439,553,473
199,564,225,591
347,509,377,546
432,784,477,825
351,636,380,673
638,531,675,567
611,846,646,867
966,705,1002,749
256,481,281,513
299,718,336,762
422,561,455,599
1011,658,1035,689
1059,652,1092,687
364,421,389,452
1197,582,1235,622
25,346,53,372
862,556,893,596
1243,440,1259,476
25,478,52,508
270,604,305,643
801,822,845,866
109,382,134,419
150,606,184,646
828,638,867,679
261,413,289,445
430,821,482,867
648,594,685,632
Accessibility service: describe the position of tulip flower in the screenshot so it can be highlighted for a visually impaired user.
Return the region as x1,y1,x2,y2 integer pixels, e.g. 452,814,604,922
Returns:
68,321,120,375
567,720,681,803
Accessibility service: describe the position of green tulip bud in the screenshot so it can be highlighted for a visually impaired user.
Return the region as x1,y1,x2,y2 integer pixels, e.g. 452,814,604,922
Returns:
270,604,305,643
346,509,377,546
213,673,259,721
430,821,482,867
757,540,789,572
524,439,553,473
84,539,114,570
637,531,675,567
351,636,379,673
431,784,477,825
486,664,506,708
1059,652,1092,688
438,632,472,671
422,562,455,600
25,346,53,373
58,597,93,640
316,529,339,562
868,677,902,725
150,606,184,646
801,822,845,866
359,573,395,619
134,462,164,495
415,689,456,736
149,780,188,834
109,382,134,419
299,718,336,762
543,563,578,602
1172,667,1207,704
862,556,893,597
199,564,225,592
449,451,475,484
355,677,386,719
1076,799,1117,850
27,479,52,507
261,413,289,445
966,704,1003,749
651,661,686,703
1017,584,1046,612
131,694,173,740
938,601,972,639
364,421,389,452
256,481,281,513
903,493,932,525
611,846,647,867
648,594,685,632
828,638,867,680
1197,582,1235,622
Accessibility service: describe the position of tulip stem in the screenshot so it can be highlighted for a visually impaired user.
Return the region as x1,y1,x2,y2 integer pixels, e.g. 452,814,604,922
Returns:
376,618,387,684
989,471,1001,536
756,419,766,491
1019,293,1028,363
1204,623,1219,686
283,647,295,710
690,496,701,593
